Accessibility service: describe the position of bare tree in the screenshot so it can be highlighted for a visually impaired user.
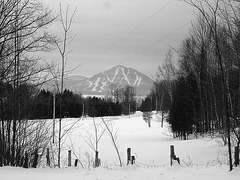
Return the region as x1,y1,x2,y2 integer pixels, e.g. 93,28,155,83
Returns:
157,49,177,103
49,4,77,168
101,118,122,167
109,82,121,102
0,0,56,167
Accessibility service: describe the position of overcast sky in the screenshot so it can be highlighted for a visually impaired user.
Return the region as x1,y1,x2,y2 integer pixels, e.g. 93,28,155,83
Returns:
42,0,195,78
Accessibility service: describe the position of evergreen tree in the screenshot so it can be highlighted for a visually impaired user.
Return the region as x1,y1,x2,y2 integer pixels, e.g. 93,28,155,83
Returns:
168,74,198,139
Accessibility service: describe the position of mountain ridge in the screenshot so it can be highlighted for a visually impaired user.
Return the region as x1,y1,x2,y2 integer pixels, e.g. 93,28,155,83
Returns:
79,65,153,96
43,65,153,96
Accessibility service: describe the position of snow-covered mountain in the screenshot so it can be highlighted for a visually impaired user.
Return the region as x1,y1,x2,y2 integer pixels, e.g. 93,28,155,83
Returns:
68,65,154,96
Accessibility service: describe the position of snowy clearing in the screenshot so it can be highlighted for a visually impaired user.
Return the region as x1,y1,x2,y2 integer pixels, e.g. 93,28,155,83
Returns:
1,111,240,180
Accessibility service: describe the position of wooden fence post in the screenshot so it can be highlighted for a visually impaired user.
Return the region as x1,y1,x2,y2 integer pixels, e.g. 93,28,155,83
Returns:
161,111,164,128
97,158,101,167
32,149,38,168
148,112,151,127
170,145,174,166
74,159,78,167
68,150,71,167
170,145,180,165
20,156,24,167
16,149,21,167
95,151,99,168
23,151,29,168
234,146,239,166
0,149,2,167
131,156,135,164
46,148,50,167
127,148,131,165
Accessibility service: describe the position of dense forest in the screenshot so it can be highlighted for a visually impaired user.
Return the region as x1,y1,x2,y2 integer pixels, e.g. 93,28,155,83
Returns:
1,86,138,120
145,0,240,171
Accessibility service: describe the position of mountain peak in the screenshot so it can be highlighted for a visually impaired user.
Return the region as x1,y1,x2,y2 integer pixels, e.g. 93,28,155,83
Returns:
110,65,127,70
59,66,154,96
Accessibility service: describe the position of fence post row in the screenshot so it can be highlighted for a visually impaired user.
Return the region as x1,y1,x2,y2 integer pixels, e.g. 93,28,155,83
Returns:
44,146,184,168
46,149,102,168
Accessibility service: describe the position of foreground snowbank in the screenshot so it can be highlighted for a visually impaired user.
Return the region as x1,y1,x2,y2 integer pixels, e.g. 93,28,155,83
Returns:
1,165,240,180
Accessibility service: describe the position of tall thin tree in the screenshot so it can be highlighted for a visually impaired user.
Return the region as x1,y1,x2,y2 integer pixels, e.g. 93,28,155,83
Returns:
51,4,77,168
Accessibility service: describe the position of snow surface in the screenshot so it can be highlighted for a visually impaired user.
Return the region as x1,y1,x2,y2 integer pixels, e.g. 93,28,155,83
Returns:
2,165,240,180
1,111,240,180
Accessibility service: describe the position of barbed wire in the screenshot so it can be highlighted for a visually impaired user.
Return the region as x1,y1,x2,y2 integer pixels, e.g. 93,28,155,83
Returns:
42,154,228,170
135,161,170,168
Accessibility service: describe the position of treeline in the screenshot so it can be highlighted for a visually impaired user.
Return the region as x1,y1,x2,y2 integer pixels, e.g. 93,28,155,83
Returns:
150,0,240,170
31,89,133,119
3,86,137,120
31,89,83,119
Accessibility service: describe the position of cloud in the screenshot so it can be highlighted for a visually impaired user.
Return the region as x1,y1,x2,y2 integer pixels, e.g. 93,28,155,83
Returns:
103,1,112,10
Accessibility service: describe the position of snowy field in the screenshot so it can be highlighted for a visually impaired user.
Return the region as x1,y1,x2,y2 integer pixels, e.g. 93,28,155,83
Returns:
1,111,240,180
